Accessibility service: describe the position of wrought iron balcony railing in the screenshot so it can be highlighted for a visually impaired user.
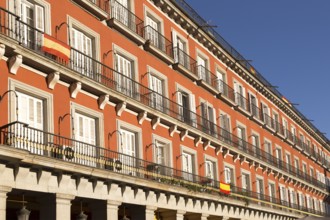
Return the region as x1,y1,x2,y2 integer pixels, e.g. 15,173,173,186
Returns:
173,47,197,74
196,65,218,90
0,7,326,191
109,0,144,37
216,79,235,103
0,121,327,216
234,92,248,111
247,102,261,120
142,25,173,58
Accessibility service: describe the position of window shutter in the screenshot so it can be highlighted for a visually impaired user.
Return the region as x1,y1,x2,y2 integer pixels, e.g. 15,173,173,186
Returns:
35,99,43,129
189,94,197,127
35,4,44,32
18,93,28,122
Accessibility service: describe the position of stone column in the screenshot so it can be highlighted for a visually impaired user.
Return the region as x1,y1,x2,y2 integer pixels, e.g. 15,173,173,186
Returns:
176,210,186,220
201,213,209,220
107,200,122,220
145,206,157,220
56,193,75,220
0,186,12,220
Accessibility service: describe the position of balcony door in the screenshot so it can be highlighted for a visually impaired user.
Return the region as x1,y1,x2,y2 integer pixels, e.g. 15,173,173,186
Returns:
115,54,134,97
201,102,216,135
197,56,207,81
71,28,93,78
149,74,164,111
120,129,137,175
268,183,276,203
256,179,264,200
113,0,129,26
17,91,44,155
20,0,44,47
146,16,160,48
182,152,194,181
216,70,225,93
237,126,246,150
249,94,258,116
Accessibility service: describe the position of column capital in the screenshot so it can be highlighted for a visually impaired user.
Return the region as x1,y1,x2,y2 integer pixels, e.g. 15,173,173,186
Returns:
146,205,157,211
177,210,186,215
56,193,75,201
107,200,122,207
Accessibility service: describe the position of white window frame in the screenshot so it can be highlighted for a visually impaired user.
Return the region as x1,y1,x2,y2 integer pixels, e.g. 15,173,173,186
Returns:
9,79,54,133
152,134,173,168
241,169,251,191
223,162,235,185
204,154,218,181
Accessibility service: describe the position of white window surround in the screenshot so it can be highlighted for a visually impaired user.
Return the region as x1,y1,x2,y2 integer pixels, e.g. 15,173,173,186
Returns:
143,5,164,34
112,44,139,81
219,110,231,129
240,169,251,189
8,0,51,34
215,65,227,81
204,154,218,180
223,162,235,185
171,29,189,52
152,134,173,168
116,119,143,158
68,16,100,61
71,102,104,147
196,49,210,69
236,121,247,136
175,83,195,109
147,66,168,97
180,145,197,175
8,78,54,133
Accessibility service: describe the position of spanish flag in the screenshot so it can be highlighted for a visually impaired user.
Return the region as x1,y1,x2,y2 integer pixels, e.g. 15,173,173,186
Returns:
42,34,70,61
220,182,231,195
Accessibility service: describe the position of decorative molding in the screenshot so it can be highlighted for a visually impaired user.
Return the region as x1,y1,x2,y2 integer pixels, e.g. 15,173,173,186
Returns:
180,129,188,141
169,125,177,137
115,102,126,116
8,54,23,74
151,117,160,130
203,140,210,151
215,146,223,155
98,94,109,110
69,82,82,98
0,44,5,60
194,136,202,147
47,72,60,90
137,111,147,124
234,154,240,163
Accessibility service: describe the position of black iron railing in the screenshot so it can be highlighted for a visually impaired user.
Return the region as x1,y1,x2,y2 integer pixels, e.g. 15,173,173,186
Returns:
110,0,144,37
143,25,173,58
86,0,109,12
247,102,261,120
0,7,326,191
217,79,235,102
0,121,327,216
234,92,248,111
173,47,197,74
196,65,218,90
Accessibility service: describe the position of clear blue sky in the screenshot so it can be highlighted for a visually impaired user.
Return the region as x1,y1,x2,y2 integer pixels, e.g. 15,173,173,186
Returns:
186,0,330,139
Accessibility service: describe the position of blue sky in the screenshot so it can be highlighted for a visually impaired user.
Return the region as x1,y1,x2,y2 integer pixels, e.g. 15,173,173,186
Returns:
186,0,330,139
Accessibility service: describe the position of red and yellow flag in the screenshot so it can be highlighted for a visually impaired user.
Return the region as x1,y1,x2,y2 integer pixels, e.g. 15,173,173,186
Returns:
42,34,70,61
219,182,231,195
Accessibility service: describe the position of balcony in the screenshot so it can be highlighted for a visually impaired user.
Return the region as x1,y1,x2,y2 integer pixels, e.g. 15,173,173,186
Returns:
216,79,236,106
72,0,109,20
0,7,326,193
262,113,275,132
142,25,174,64
0,121,327,217
172,47,198,81
234,93,250,116
247,103,263,125
196,65,219,95
108,0,145,45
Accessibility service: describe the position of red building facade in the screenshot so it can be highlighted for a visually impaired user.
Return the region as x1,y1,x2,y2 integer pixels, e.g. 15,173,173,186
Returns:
0,0,329,219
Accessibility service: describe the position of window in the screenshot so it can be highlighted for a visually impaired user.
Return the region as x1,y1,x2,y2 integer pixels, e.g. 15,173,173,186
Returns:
234,82,246,109
19,0,45,47
149,74,164,111
275,148,282,168
71,28,94,78
236,126,246,150
241,172,250,191
115,53,134,97
314,198,319,211
310,167,314,178
298,192,305,208
256,178,264,200
282,118,288,138
260,102,271,126
248,93,258,117
120,128,137,175
112,0,130,27
285,153,291,172
219,113,231,143
154,140,169,166
291,126,297,142
182,152,194,181
200,102,216,135
197,55,208,82
224,166,234,185
205,160,215,180
145,15,161,48
294,158,299,174
17,91,44,155
289,188,296,206
299,134,304,147
177,90,196,127
279,185,288,205
306,195,312,209
302,163,307,177
251,134,260,157
264,140,272,161
172,32,188,67
273,111,279,132
268,182,276,203
216,69,225,93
